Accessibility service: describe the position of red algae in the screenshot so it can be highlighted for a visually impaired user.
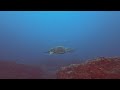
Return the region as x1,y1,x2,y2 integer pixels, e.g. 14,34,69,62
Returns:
0,61,45,79
56,57,120,79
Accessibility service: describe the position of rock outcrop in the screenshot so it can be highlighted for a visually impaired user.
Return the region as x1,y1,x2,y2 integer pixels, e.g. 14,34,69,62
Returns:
56,57,120,79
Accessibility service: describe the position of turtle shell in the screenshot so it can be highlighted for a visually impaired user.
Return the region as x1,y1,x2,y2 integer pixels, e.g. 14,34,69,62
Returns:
50,46,66,54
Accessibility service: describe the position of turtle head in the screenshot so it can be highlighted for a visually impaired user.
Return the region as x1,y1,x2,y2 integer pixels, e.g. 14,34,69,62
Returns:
43,51,54,55
49,51,54,55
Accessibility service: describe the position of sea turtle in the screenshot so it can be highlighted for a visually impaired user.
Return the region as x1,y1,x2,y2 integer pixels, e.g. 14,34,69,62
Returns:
45,46,74,55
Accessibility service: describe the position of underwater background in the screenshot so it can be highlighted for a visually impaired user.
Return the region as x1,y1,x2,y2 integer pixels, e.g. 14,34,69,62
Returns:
0,11,120,78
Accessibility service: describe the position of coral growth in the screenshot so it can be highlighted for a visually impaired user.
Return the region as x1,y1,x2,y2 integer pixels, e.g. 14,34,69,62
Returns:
56,57,120,79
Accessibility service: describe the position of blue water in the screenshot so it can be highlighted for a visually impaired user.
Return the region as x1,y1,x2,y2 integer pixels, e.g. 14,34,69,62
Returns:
0,11,120,69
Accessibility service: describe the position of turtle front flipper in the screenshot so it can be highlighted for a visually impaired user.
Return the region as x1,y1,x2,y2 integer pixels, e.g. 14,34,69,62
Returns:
65,48,74,53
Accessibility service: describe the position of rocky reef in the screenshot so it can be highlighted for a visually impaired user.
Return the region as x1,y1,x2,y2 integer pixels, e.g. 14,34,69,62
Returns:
56,57,120,79
0,57,120,79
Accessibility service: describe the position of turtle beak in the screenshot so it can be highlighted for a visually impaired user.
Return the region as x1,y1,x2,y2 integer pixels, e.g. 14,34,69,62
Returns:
49,51,54,55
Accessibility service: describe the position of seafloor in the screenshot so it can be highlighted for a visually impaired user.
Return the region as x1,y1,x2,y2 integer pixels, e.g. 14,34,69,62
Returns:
0,57,120,79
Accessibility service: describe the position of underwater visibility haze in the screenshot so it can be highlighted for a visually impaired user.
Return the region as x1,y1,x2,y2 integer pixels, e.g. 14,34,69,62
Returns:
0,11,120,78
